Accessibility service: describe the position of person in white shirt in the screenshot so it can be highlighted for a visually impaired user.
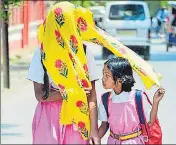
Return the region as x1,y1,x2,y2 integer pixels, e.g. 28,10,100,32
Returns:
98,57,165,144
27,43,100,144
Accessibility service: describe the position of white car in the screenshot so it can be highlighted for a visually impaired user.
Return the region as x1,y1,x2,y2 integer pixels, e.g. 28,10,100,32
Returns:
88,6,105,21
88,6,105,29
102,1,151,60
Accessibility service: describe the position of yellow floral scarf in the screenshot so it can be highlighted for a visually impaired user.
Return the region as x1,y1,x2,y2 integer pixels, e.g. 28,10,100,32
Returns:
37,1,162,140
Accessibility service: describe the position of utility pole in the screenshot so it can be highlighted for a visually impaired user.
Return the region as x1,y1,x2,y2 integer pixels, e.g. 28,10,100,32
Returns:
2,0,10,88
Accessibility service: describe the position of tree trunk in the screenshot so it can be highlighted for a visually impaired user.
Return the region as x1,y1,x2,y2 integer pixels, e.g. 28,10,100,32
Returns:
2,0,10,88
81,0,84,7
0,0,2,60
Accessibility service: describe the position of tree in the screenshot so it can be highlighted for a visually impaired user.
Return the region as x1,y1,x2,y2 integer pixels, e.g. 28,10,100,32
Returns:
68,0,104,8
49,1,105,9
67,1,92,7
0,0,2,62
145,1,168,17
0,0,23,89
160,1,168,7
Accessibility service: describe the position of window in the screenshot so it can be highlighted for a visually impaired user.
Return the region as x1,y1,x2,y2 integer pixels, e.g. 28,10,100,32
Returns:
109,4,145,20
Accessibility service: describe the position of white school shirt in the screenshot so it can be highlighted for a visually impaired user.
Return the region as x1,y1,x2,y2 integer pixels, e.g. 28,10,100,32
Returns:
98,90,152,122
27,45,99,87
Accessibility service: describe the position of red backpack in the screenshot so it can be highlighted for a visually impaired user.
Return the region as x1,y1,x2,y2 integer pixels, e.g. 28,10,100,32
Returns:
135,90,162,144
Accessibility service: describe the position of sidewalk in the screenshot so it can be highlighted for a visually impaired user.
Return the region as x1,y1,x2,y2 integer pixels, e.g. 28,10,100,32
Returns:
1,70,36,144
1,46,36,143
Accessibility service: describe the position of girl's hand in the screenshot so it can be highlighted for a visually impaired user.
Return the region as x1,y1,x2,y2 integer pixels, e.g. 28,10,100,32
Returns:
84,87,92,97
153,87,165,104
89,131,100,144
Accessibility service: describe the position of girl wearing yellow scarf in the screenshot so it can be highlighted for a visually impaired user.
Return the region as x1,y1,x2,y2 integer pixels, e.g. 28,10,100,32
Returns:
28,1,162,144
27,2,101,143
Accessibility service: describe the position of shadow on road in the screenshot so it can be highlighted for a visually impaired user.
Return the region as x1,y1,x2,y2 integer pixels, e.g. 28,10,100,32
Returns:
1,123,24,138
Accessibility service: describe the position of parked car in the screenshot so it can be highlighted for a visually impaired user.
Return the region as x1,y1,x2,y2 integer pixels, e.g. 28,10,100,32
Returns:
88,6,105,29
88,6,105,21
102,1,151,60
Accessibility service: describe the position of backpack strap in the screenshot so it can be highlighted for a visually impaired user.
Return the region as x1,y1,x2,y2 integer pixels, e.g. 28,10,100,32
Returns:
102,92,111,129
102,92,110,118
135,90,146,124
135,90,149,141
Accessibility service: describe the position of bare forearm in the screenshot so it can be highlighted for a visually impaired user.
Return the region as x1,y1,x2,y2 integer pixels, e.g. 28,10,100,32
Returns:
148,102,159,126
34,82,62,102
88,94,98,131
98,122,108,139
42,90,62,102
89,103,98,131
88,82,98,132
148,87,165,126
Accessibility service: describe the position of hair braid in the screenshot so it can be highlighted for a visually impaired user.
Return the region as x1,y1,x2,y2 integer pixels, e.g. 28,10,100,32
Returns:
41,56,50,100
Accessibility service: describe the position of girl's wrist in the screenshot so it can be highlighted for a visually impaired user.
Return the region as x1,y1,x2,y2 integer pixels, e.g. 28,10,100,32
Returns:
90,126,99,132
153,100,159,106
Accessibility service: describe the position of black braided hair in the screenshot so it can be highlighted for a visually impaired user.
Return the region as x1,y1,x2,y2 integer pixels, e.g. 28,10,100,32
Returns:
83,43,87,54
104,57,135,92
41,55,50,100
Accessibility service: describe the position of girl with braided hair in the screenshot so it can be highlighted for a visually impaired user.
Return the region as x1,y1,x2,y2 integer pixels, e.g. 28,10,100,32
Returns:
98,57,165,144
27,42,100,144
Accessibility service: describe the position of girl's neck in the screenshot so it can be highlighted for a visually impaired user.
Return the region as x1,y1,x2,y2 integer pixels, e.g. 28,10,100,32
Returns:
113,87,122,95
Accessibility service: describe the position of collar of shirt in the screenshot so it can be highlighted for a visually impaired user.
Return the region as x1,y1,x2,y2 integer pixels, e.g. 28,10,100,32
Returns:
110,90,131,103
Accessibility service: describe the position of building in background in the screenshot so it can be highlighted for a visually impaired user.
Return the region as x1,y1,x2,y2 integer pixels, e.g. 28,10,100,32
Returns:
8,1,46,52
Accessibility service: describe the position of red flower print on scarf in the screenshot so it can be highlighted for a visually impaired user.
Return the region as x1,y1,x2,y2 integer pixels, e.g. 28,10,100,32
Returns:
55,59,62,69
70,35,78,54
76,100,89,115
78,121,85,129
77,17,87,34
55,59,68,78
68,53,76,67
54,8,65,27
76,76,83,88
89,38,103,46
78,121,88,138
83,64,90,80
83,64,88,72
76,101,84,107
58,84,68,101
81,79,89,88
55,30,64,48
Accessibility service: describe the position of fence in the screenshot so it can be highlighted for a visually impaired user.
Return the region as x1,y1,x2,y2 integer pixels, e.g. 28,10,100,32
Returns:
8,1,46,51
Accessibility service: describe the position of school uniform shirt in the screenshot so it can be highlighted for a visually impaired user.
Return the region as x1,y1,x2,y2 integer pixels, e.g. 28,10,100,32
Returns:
27,45,99,87
98,90,152,123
